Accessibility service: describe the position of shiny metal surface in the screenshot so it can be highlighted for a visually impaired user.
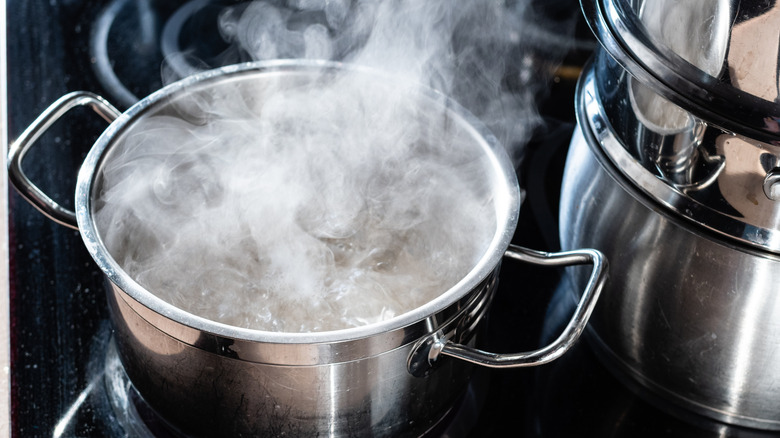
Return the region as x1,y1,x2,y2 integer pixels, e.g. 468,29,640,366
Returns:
108,269,494,437
7,92,121,230
588,50,780,253
581,0,780,145
419,245,606,369
11,60,525,435
10,58,607,435
111,242,605,436
560,64,780,429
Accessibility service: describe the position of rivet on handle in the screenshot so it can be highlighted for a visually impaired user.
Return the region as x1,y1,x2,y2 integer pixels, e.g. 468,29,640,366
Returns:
763,167,780,201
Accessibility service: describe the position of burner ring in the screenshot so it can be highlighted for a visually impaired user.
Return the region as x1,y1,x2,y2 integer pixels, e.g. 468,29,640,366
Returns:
160,0,216,80
90,0,143,107
102,339,184,437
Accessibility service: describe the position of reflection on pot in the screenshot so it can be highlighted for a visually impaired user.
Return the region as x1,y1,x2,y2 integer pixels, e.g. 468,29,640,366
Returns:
558,56,780,429
530,269,779,438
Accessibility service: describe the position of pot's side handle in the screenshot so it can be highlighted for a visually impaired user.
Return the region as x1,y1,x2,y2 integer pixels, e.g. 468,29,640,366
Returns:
410,245,607,373
8,91,120,230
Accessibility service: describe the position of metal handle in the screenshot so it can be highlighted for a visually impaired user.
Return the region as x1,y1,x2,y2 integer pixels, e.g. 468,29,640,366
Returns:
414,244,607,371
8,91,121,230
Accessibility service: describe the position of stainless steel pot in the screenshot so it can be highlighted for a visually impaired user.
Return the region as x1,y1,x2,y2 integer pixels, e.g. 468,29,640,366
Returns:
9,60,606,437
564,0,780,429
561,50,780,429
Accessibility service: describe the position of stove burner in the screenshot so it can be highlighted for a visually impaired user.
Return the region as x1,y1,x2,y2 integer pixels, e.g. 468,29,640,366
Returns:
160,0,246,81
90,0,174,107
102,339,184,438
90,0,363,108
90,0,236,108
159,0,365,80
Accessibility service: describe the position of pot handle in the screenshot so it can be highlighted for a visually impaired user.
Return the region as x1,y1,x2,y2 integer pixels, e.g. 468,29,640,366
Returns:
409,244,607,373
8,91,121,230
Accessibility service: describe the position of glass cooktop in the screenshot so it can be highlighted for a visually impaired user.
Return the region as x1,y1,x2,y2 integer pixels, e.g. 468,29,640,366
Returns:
5,1,772,437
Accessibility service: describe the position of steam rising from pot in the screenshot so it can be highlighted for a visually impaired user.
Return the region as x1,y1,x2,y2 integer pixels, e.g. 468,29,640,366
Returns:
95,0,577,332
163,0,579,153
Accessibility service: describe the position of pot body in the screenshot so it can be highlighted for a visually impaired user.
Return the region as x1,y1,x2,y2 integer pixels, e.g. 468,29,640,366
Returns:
561,60,780,429
107,270,495,437
70,61,520,437
8,59,609,437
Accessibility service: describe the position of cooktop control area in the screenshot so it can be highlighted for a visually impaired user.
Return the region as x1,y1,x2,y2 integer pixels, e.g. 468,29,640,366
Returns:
5,1,773,437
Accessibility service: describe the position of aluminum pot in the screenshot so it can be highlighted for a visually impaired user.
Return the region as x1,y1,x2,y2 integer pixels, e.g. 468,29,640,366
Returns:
9,60,606,437
561,51,780,430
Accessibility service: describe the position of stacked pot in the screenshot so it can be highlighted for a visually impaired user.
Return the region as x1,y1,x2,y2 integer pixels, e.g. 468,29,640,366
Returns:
561,0,780,430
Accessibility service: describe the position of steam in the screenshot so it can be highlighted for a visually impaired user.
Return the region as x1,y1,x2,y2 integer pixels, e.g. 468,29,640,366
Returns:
96,0,576,332
167,0,576,154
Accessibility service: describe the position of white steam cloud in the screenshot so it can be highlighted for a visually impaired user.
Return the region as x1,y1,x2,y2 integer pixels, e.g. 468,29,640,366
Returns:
96,0,575,332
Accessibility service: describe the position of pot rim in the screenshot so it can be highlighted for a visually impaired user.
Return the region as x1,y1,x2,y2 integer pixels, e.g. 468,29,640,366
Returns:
74,59,521,344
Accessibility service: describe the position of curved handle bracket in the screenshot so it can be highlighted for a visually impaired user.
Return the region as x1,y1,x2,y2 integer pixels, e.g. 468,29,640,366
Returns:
8,91,120,230
409,244,607,373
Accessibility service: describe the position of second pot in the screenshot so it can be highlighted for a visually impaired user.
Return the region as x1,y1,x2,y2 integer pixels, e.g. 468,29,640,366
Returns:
561,55,780,430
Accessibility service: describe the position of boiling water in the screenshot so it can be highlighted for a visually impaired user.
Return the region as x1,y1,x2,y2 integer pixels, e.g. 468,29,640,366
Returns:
94,72,498,332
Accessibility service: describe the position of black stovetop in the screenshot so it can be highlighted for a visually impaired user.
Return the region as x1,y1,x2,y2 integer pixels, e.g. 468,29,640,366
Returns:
5,1,771,437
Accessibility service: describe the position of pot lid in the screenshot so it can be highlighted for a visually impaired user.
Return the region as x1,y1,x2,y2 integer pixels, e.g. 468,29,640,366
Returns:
581,0,780,145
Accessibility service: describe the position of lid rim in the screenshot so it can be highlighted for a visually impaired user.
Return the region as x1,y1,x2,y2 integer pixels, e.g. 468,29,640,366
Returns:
581,0,780,145
577,55,780,254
